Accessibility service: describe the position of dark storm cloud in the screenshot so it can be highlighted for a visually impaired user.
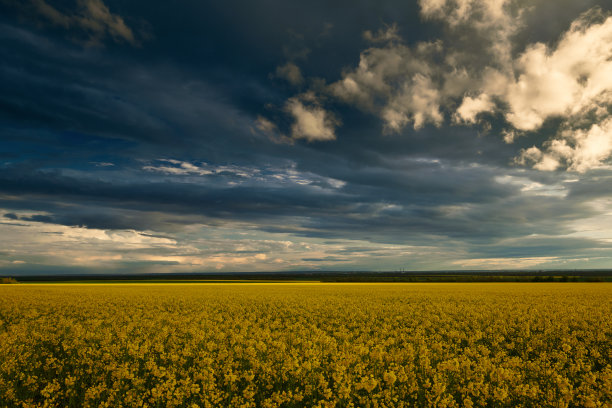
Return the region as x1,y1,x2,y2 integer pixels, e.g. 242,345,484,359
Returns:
0,159,606,249
0,24,255,152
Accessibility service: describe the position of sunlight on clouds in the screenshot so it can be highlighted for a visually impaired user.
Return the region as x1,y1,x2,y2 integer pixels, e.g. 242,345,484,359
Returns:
518,118,612,173
419,0,512,28
270,1,612,172
452,256,559,269
25,0,138,46
453,94,494,124
143,159,214,176
384,73,444,131
422,5,612,171
5,0,612,276
61,228,176,247
494,174,568,197
254,116,294,144
566,199,612,243
257,90,341,143
505,12,612,131
138,254,267,268
0,210,455,273
0,212,176,263
329,38,444,131
72,254,123,263
142,159,346,189
285,95,339,141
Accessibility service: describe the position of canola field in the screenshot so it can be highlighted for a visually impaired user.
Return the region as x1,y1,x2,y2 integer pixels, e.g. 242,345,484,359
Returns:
0,283,610,408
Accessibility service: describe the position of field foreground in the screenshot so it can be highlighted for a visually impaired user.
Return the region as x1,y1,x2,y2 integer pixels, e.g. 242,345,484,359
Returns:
0,283,610,408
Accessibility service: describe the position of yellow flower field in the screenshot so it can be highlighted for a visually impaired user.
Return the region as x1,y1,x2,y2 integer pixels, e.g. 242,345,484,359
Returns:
0,283,610,408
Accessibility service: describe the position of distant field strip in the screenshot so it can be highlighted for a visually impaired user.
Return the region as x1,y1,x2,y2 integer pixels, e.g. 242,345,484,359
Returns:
0,283,610,407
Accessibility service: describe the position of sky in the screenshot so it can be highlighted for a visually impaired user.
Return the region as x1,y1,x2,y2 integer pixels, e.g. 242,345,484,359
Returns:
1,0,612,275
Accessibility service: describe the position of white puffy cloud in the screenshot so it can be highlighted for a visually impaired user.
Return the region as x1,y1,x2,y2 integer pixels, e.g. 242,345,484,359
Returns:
419,0,512,27
414,5,612,140
329,40,443,130
518,118,612,173
419,0,520,66
382,74,443,130
270,1,612,171
564,121,612,173
285,96,338,142
502,129,517,144
377,4,612,170
432,6,612,171
453,93,494,124
330,42,428,111
505,12,612,131
322,1,519,131
515,146,559,171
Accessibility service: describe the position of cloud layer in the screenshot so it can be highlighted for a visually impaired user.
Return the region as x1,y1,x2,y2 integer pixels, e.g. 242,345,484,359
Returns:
1,0,611,274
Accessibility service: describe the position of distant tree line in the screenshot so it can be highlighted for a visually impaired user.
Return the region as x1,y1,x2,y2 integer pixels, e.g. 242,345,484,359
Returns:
321,275,609,283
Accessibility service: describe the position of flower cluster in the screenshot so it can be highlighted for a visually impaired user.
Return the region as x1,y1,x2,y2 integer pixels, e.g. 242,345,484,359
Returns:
0,283,610,407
